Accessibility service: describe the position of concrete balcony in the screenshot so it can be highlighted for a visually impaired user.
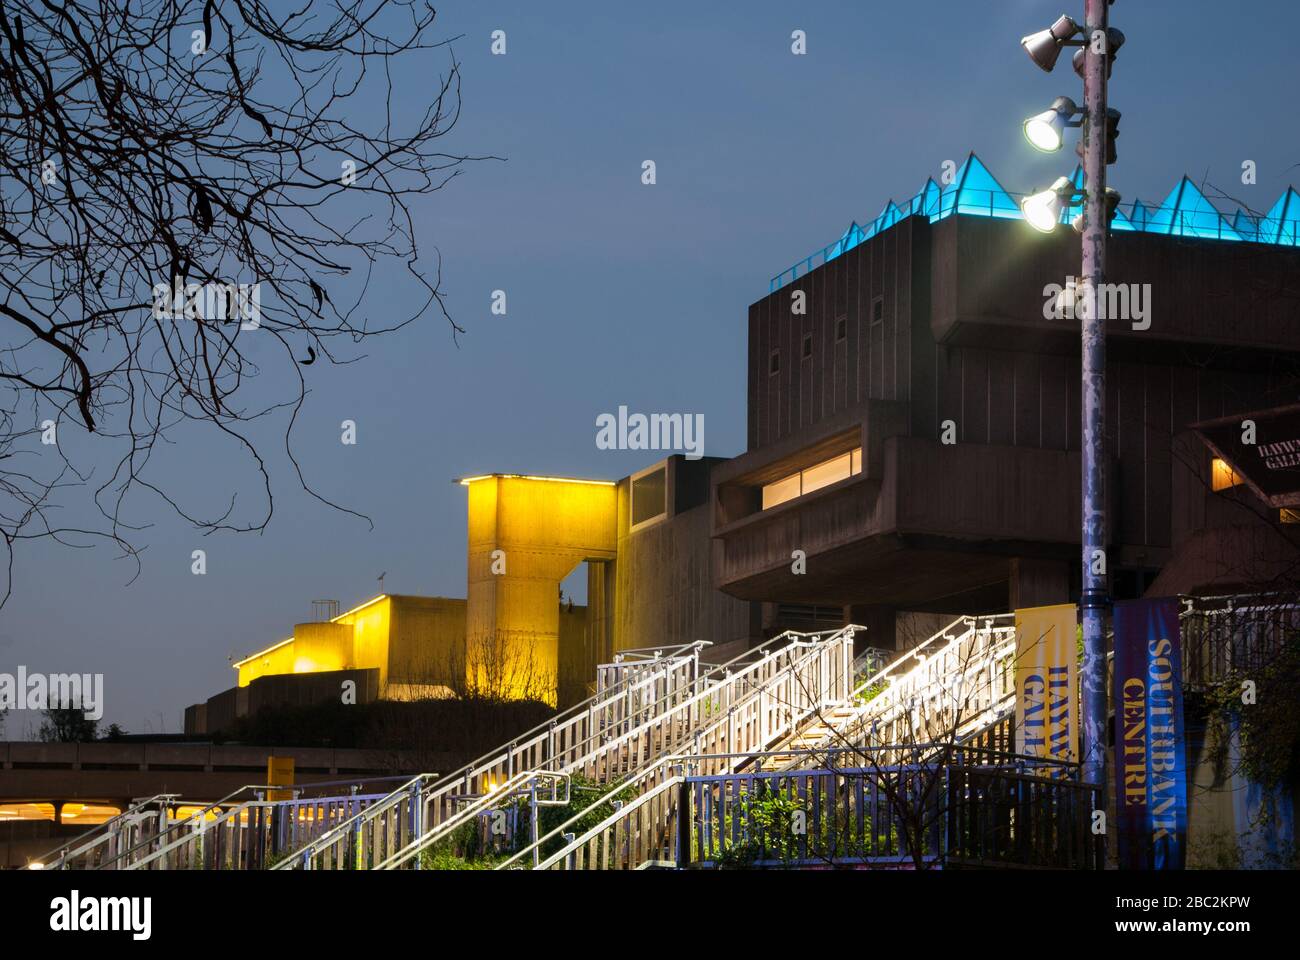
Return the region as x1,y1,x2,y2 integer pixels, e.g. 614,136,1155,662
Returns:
713,432,1085,609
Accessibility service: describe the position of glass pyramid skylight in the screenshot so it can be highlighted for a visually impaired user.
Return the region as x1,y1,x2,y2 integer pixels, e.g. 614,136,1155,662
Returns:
770,154,1300,292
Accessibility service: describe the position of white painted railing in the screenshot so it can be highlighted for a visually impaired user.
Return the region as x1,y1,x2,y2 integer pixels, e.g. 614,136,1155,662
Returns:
499,629,857,870
786,615,1017,762
39,794,179,870
278,640,713,870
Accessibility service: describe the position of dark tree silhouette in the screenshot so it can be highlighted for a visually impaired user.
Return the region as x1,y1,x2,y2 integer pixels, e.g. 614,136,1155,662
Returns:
0,0,485,602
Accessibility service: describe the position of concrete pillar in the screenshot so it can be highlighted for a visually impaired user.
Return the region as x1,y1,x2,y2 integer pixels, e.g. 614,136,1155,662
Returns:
464,475,617,704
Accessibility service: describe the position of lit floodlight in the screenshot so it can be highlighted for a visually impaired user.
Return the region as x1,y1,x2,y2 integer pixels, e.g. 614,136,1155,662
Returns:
1022,176,1075,233
1021,15,1082,72
1023,96,1081,152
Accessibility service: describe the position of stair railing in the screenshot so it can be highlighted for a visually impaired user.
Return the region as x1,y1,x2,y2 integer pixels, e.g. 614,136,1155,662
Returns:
277,639,713,870
39,794,180,870
497,629,857,870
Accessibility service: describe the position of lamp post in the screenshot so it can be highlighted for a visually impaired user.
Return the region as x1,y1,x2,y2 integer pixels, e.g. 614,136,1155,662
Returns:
1020,1,1122,854
1077,0,1111,824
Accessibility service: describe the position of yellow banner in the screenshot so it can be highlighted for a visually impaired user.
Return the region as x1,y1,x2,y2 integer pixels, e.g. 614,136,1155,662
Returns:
1013,603,1077,768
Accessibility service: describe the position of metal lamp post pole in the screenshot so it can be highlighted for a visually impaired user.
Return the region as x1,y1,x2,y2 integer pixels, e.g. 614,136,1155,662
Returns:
1079,0,1110,836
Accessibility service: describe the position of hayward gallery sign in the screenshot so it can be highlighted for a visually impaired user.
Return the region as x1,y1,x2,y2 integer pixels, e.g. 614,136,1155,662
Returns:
1194,403,1300,507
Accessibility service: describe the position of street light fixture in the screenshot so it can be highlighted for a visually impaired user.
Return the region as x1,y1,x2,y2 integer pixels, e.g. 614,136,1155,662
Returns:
1019,0,1121,866
1072,187,1123,233
1023,96,1082,152
1021,15,1083,72
1022,176,1078,232
1072,107,1122,165
1072,28,1125,78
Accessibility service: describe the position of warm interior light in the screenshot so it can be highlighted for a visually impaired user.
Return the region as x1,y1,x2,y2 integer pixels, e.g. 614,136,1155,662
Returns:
761,447,864,510
1211,457,1244,492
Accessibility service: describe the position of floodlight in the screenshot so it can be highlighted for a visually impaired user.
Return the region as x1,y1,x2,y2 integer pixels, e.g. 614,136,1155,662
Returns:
1022,176,1075,233
1023,96,1081,152
1021,15,1082,72
1072,28,1126,78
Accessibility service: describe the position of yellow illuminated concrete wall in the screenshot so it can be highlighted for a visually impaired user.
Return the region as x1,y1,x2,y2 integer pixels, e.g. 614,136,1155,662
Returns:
464,475,617,704
236,638,296,687
386,597,466,697
234,595,464,695
291,622,354,676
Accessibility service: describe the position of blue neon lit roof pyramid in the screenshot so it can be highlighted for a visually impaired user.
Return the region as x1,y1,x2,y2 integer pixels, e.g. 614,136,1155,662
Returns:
772,152,1300,291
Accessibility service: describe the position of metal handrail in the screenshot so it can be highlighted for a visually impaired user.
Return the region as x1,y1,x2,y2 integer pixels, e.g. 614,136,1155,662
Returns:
271,772,438,869
497,632,854,869
537,774,682,871
770,189,1300,292
532,742,1098,871
279,641,714,868
92,782,293,870
506,617,1010,868
818,617,1017,758
375,770,567,870
39,793,180,869
283,626,856,870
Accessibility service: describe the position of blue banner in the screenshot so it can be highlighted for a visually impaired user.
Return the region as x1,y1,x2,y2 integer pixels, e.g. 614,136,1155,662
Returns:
1113,597,1188,870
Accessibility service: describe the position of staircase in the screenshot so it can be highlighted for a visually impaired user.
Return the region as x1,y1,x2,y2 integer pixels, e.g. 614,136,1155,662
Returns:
35,794,179,870
56,615,1042,871
520,614,1055,871
760,614,1017,769
315,626,857,869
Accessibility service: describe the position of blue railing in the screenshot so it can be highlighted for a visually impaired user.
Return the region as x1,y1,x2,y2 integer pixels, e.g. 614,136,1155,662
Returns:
771,188,1300,293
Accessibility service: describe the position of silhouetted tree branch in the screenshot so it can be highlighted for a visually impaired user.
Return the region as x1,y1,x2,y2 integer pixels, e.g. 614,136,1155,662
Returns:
0,0,489,603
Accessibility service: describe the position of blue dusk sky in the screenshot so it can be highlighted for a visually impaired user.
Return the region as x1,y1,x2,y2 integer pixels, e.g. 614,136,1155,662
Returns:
2,0,1298,733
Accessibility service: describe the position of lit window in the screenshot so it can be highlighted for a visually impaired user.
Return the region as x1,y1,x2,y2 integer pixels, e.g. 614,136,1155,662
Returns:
801,452,853,495
1211,457,1243,492
1281,508,1300,524
58,803,122,825
0,803,56,822
761,447,863,510
761,473,802,510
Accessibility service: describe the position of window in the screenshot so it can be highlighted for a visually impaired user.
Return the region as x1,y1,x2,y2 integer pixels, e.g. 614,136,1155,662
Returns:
802,333,813,359
761,473,801,511
1281,508,1300,524
631,467,667,527
769,350,780,375
1211,457,1244,492
871,296,884,325
761,447,863,510
835,315,847,341
801,452,853,495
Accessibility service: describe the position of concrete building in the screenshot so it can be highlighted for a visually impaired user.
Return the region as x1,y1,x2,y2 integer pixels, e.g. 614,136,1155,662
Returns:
186,153,1300,726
